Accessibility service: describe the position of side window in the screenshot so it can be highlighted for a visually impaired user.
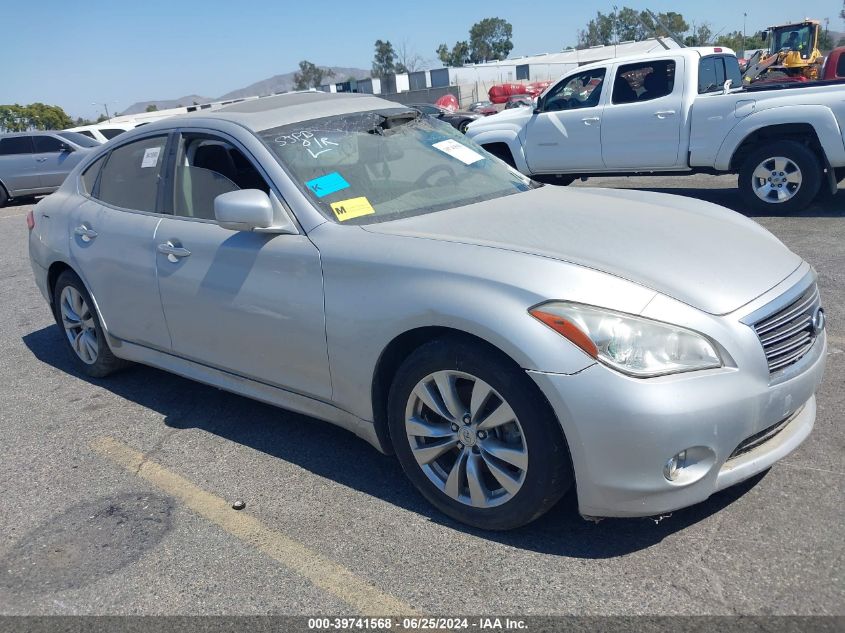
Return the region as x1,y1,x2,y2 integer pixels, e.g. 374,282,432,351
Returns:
101,128,125,140
78,130,96,139
698,57,718,93
612,60,676,104
96,135,168,212
542,68,606,111
0,136,34,155
837,54,845,78
81,155,106,195
172,135,270,220
724,56,742,88
33,136,65,153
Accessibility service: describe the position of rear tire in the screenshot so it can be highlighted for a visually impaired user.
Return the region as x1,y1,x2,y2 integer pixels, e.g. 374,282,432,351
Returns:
53,270,130,378
0,185,8,208
738,140,821,213
388,337,573,530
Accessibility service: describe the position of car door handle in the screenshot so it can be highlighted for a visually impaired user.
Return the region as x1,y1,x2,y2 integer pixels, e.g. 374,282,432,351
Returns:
35,157,48,162
581,116,601,125
73,225,98,242
157,241,191,262
654,110,676,118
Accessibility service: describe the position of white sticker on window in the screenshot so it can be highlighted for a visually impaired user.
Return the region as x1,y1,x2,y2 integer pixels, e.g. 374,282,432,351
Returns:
432,139,484,165
141,147,161,168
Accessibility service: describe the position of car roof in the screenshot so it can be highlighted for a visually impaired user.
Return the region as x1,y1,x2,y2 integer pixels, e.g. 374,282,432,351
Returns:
180,91,409,133
571,46,737,74
0,130,64,138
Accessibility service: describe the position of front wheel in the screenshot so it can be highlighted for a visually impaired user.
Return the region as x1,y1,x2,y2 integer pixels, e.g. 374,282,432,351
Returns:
53,270,130,378
388,338,572,530
738,140,821,213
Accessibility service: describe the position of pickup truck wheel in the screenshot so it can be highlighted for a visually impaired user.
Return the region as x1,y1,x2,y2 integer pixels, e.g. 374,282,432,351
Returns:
739,141,821,213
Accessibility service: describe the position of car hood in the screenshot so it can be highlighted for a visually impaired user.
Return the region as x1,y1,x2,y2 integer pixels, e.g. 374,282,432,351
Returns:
362,186,802,315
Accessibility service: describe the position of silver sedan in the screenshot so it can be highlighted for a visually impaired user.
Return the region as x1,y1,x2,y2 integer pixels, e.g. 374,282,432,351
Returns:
27,92,827,529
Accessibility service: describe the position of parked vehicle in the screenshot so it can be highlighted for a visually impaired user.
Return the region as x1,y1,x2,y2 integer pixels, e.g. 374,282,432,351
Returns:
0,131,97,207
68,121,142,143
467,100,493,112
467,47,845,212
821,47,845,80
743,20,824,83
409,103,481,133
504,94,534,109
488,83,528,104
29,92,826,529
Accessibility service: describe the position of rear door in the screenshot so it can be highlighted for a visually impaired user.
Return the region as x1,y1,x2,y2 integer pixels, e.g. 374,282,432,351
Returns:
600,57,684,169
68,133,172,349
32,135,80,189
153,129,331,399
0,136,38,194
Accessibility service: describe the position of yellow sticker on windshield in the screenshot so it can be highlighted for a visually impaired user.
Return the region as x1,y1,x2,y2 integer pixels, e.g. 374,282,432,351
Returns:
331,196,375,221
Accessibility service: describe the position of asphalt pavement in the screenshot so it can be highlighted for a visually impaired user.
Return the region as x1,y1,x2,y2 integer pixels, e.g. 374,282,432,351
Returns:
0,174,842,616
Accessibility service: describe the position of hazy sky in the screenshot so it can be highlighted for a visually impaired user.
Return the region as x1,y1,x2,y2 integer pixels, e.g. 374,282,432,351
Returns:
3,0,842,119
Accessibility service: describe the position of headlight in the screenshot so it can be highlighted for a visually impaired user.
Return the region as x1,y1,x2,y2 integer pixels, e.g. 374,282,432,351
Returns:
530,301,722,377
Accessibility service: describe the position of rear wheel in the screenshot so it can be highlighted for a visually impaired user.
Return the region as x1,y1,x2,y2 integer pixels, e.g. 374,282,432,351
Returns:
738,140,821,213
388,338,572,530
53,270,130,378
0,185,8,208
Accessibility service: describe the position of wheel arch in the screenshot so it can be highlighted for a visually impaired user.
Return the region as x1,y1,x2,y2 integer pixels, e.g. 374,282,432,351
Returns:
46,260,110,336
719,106,845,171
370,326,566,456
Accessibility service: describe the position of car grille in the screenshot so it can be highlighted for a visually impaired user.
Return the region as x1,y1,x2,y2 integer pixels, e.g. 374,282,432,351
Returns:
752,283,821,374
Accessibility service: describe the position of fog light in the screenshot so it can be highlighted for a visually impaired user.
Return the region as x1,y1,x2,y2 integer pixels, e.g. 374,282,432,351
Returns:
663,450,687,481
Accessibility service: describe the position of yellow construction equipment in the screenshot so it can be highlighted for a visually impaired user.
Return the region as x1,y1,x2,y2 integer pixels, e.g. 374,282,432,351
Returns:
744,19,823,83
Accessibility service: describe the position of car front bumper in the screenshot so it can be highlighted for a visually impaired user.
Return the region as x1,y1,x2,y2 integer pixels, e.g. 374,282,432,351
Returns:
528,331,826,518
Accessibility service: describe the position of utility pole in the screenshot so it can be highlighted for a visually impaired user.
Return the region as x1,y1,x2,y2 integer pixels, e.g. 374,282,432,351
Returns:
91,102,116,122
743,12,747,58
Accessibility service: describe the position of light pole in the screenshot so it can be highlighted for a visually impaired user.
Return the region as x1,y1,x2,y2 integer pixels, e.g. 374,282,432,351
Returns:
742,12,747,58
91,101,117,122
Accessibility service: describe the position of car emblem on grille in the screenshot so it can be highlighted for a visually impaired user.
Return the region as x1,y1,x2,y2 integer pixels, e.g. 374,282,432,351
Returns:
811,307,825,336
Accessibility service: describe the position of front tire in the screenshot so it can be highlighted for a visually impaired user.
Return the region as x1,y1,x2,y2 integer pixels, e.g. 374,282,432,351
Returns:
53,270,129,378
388,338,572,530
738,141,821,213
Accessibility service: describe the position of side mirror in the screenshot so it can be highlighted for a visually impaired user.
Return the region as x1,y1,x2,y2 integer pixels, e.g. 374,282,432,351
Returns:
214,189,273,232
760,31,768,41
59,143,73,153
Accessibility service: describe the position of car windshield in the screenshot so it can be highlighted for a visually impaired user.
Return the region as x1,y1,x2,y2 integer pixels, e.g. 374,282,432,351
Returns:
58,131,100,147
259,108,534,224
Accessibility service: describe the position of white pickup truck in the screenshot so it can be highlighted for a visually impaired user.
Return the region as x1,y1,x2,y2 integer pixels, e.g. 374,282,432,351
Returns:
466,47,845,212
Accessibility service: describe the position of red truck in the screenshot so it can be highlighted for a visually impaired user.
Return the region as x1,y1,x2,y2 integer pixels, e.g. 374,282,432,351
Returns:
821,47,845,80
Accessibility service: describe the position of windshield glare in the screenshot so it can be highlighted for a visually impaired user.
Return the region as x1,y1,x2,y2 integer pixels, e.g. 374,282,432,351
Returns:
259,108,533,224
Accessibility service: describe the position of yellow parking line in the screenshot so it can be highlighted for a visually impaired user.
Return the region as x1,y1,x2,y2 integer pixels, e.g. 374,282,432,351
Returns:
91,436,417,616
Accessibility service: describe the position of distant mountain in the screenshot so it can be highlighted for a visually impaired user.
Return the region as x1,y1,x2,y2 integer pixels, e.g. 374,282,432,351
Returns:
121,66,370,115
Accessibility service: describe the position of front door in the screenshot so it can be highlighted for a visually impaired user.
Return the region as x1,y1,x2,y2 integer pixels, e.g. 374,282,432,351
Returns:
523,68,607,173
154,131,331,400
600,57,684,169
0,135,39,194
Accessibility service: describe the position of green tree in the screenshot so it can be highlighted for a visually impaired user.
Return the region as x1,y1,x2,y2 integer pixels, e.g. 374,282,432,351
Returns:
436,41,469,67
0,103,72,131
577,7,691,48
468,17,513,62
145,104,158,112
293,60,335,90
818,28,833,51
684,22,713,47
372,39,397,78
715,30,766,53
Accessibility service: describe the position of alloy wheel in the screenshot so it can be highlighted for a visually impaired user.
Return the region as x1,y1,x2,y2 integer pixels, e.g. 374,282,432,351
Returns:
59,286,99,365
404,370,528,508
751,156,802,203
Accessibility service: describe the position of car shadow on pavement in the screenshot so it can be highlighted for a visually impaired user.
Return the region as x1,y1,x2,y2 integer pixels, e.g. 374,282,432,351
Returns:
23,324,767,559
636,187,845,218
